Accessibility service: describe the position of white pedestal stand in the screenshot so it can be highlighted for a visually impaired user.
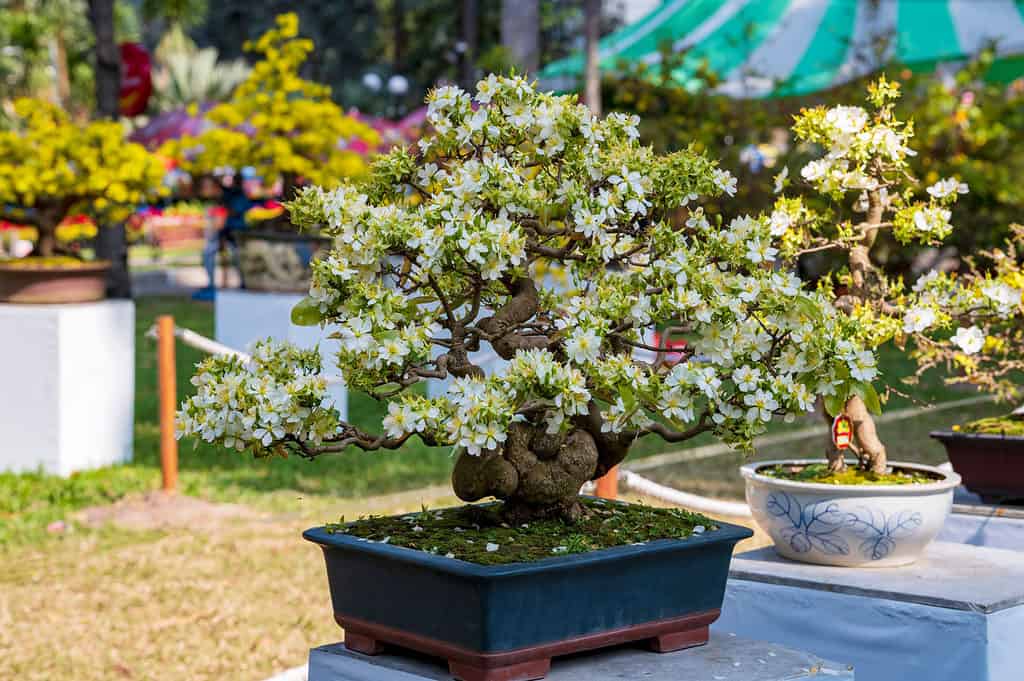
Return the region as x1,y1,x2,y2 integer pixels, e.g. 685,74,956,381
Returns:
0,300,134,475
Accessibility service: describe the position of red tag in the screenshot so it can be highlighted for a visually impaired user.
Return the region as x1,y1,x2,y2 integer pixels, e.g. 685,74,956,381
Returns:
832,415,853,449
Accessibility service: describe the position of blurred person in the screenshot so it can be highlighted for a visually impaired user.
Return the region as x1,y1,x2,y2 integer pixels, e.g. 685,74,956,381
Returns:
192,170,254,301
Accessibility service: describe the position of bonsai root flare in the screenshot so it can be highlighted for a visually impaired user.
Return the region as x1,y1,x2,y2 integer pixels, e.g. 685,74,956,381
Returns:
451,422,599,522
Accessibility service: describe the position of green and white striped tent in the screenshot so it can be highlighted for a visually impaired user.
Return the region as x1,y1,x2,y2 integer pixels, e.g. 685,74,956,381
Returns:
538,0,1024,98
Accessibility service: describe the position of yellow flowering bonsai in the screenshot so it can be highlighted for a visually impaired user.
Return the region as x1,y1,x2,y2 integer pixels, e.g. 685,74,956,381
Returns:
0,99,166,259
163,13,380,204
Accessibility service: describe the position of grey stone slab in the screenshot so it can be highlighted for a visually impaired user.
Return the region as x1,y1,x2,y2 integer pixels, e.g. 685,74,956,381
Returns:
308,633,854,681
729,541,1024,613
939,507,1024,551
952,501,1024,520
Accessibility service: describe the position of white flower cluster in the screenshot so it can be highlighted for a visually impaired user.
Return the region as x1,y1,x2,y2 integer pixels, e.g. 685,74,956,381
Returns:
177,341,339,452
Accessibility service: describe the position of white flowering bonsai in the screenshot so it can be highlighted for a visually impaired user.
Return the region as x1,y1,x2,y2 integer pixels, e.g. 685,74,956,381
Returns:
179,75,874,521
772,78,1023,473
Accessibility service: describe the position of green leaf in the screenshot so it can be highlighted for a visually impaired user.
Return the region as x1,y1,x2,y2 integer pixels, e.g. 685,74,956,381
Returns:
854,381,883,416
290,297,323,326
823,393,846,418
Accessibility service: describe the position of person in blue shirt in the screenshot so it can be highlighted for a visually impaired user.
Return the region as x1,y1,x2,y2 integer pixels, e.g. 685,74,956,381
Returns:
193,170,254,300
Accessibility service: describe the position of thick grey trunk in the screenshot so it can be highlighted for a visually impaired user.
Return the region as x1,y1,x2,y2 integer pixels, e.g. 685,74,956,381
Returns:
501,0,540,74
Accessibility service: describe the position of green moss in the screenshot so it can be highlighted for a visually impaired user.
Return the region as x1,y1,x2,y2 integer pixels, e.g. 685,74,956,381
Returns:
0,256,100,269
760,463,937,485
324,498,715,566
960,415,1024,436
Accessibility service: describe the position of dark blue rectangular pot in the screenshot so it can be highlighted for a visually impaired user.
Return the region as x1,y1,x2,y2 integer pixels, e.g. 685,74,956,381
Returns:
303,503,752,681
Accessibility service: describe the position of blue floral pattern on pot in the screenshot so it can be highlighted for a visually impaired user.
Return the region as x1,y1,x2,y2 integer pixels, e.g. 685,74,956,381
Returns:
765,492,923,561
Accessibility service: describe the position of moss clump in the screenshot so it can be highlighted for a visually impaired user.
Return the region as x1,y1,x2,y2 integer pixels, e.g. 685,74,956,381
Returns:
761,463,938,486
0,256,101,269
325,497,715,566
960,415,1024,437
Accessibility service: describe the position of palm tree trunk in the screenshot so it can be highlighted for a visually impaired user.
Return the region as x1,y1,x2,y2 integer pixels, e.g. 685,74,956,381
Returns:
87,0,120,120
501,0,539,74
460,0,479,90
88,0,132,297
583,0,601,116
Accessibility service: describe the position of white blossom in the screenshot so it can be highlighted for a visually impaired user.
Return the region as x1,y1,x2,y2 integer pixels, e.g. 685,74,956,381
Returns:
951,326,984,355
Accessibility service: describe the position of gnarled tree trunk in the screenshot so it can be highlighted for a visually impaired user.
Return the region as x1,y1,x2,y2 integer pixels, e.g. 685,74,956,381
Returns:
452,398,633,522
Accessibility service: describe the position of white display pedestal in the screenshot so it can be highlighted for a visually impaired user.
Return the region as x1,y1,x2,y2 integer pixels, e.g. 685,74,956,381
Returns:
0,300,134,475
716,542,1024,681
938,503,1024,551
308,632,854,680
215,289,347,420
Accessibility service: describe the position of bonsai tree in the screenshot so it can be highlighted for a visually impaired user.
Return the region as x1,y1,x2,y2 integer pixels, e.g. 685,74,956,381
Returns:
773,77,1024,473
909,223,1024,418
0,98,165,257
163,13,380,202
179,74,874,521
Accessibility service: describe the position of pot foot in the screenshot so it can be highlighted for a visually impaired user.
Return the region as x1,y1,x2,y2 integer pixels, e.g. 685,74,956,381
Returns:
449,658,551,681
648,624,709,652
344,631,385,655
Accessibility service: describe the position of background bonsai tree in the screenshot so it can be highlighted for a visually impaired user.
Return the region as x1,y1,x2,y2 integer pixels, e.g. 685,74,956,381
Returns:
0,98,165,258
908,223,1024,421
178,75,874,521
774,78,1022,473
163,13,381,202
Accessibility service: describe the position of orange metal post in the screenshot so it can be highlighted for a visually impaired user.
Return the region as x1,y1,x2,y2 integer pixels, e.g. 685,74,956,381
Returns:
157,315,178,493
595,465,619,500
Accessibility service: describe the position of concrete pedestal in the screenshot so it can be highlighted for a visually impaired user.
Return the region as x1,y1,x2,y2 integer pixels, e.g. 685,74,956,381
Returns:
938,503,1024,551
716,542,1024,681
0,300,134,475
308,632,853,680
215,289,347,419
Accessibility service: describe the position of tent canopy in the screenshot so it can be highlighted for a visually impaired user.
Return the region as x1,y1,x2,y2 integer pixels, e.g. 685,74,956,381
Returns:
538,0,1024,98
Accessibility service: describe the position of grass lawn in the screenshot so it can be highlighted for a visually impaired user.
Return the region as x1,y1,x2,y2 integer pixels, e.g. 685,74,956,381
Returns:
0,295,1003,548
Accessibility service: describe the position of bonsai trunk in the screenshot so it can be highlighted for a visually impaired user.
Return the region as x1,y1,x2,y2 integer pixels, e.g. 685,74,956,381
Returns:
823,397,889,475
821,188,888,475
37,225,57,258
451,414,630,522
34,204,64,258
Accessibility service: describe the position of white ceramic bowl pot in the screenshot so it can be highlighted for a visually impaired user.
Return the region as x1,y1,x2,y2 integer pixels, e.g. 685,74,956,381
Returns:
741,460,961,567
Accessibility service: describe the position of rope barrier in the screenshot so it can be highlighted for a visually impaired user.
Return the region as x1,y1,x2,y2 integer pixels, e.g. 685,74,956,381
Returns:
619,469,752,518
145,322,345,384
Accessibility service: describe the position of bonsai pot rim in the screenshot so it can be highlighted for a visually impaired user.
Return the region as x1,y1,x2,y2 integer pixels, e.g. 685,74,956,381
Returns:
740,458,961,496
303,516,753,579
0,259,111,273
931,430,1024,443
0,259,111,304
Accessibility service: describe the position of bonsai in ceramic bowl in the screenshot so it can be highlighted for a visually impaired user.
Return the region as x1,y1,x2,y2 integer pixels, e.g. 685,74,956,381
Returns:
178,74,879,678
163,14,380,292
742,460,960,567
0,98,165,303
734,79,1012,565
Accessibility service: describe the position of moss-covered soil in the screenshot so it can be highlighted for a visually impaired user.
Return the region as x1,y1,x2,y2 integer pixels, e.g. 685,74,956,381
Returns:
959,415,1024,436
325,497,715,565
760,462,939,485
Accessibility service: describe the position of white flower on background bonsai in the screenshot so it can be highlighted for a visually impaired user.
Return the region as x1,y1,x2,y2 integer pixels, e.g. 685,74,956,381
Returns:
179,75,874,521
771,77,1023,472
